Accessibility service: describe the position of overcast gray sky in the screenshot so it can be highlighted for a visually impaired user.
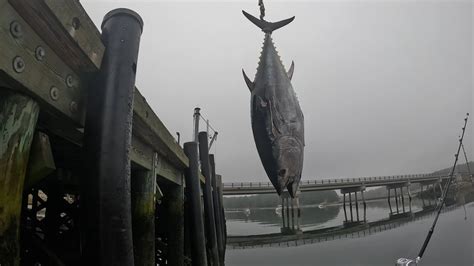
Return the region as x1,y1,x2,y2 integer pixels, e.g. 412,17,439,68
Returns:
82,0,472,182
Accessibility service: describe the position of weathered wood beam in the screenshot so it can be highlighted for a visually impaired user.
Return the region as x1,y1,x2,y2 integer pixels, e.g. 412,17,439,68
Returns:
24,131,56,189
0,92,39,266
9,0,104,73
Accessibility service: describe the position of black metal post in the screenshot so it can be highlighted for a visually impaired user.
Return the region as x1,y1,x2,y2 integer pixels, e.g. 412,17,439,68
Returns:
198,132,219,266
183,142,207,266
209,154,224,265
82,8,143,265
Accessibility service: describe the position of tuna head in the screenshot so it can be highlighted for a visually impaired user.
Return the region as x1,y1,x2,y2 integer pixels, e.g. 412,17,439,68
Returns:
242,11,304,198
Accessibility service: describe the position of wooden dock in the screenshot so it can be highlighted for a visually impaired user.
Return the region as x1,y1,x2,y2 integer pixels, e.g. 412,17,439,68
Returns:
0,1,226,265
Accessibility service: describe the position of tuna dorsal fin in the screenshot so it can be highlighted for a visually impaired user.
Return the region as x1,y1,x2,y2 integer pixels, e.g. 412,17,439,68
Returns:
288,61,295,80
242,69,254,92
242,10,294,33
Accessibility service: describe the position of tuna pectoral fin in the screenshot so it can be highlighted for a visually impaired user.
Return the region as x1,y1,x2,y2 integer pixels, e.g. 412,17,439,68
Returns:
288,61,295,80
242,10,294,33
242,69,254,92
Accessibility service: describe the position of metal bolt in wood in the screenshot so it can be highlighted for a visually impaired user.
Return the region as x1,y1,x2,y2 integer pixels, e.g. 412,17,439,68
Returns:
9,21,22,38
66,75,74,87
49,86,59,101
35,46,46,61
12,56,25,73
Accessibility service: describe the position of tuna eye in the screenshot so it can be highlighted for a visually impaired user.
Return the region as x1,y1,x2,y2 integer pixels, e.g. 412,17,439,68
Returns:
278,169,287,177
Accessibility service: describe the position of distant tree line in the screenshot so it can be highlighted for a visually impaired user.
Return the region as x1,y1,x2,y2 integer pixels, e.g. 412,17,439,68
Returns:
223,190,338,209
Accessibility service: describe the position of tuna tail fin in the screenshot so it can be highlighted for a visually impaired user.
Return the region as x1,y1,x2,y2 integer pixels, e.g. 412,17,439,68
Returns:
242,10,294,33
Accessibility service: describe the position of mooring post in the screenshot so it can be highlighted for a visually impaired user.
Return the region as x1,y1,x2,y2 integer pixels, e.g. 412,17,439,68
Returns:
0,92,39,266
209,154,224,265
131,169,155,266
349,192,353,222
193,108,201,142
183,142,208,266
82,8,143,265
165,182,185,266
408,185,412,212
198,132,219,266
343,193,347,221
355,191,359,221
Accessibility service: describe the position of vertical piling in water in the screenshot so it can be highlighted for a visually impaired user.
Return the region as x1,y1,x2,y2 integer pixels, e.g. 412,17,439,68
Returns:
394,188,400,214
183,142,207,266
131,170,155,266
286,194,290,228
408,186,412,212
0,93,39,266
349,192,353,222
82,8,143,265
296,196,301,230
387,189,392,214
281,196,285,227
209,154,224,265
198,132,219,266
400,187,405,213
355,192,359,221
343,193,347,221
291,198,295,230
361,189,367,221
165,182,185,266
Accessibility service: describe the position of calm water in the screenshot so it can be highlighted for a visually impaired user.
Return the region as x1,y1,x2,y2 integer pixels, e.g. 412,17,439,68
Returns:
225,189,474,266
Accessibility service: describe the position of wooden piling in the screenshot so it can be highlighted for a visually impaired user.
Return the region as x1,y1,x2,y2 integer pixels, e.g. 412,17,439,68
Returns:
198,132,219,266
349,192,353,222
165,182,185,266
343,193,347,221
400,187,405,213
387,188,392,214
394,187,399,214
0,92,39,266
131,169,155,266
183,142,207,266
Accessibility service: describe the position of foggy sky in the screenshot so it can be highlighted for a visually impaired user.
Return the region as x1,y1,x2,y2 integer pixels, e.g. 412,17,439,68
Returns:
81,0,473,182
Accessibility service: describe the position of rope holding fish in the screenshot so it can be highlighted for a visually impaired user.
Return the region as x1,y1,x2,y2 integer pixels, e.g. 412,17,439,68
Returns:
258,0,265,20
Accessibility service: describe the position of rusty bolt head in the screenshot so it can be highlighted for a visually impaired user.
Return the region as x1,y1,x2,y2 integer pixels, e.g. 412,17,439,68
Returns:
50,86,59,101
35,46,46,61
70,101,78,113
12,56,25,73
66,75,74,88
10,21,22,38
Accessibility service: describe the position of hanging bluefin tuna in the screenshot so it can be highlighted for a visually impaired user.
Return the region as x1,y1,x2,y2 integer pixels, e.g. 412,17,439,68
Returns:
242,9,305,198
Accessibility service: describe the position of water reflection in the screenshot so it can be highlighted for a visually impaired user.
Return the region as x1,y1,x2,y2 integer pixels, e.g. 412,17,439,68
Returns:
225,186,474,249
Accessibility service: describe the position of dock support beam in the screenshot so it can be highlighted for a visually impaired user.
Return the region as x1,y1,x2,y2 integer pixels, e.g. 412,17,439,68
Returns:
165,182,185,266
0,92,39,266
198,132,219,266
183,142,207,266
82,8,143,265
131,170,155,266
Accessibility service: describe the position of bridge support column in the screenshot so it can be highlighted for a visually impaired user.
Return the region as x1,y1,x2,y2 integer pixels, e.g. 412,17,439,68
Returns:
394,188,399,214
400,187,405,213
355,192,359,221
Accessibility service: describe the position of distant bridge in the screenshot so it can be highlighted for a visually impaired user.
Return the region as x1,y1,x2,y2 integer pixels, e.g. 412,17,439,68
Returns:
222,174,449,195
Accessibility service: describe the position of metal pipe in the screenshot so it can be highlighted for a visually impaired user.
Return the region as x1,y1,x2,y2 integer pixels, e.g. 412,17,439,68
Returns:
198,132,219,266
193,108,201,142
210,154,225,265
0,92,39,265
183,142,207,266
83,8,143,265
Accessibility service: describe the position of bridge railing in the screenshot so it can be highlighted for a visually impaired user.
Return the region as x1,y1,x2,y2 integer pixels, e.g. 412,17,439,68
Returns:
222,173,446,189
